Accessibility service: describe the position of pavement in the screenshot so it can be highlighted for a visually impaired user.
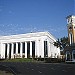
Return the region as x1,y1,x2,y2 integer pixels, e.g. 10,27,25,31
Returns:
0,62,75,75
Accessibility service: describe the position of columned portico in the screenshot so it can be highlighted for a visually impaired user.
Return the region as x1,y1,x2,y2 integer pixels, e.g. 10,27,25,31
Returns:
4,41,35,59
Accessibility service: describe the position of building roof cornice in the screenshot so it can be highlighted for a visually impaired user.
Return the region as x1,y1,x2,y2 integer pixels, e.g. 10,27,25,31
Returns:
0,31,56,41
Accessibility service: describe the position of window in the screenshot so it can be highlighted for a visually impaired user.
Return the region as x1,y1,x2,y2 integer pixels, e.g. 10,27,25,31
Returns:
69,26,72,30
44,41,48,57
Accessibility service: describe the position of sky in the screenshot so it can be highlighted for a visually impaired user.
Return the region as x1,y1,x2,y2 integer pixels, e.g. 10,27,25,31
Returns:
0,0,74,38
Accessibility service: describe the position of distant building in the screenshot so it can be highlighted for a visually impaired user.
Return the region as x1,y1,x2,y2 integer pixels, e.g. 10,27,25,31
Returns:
0,31,60,59
65,15,75,62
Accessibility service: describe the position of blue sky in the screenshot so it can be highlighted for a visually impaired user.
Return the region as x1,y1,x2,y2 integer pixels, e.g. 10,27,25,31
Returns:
0,0,74,38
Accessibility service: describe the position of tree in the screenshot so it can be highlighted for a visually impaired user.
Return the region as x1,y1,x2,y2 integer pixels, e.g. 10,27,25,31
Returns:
54,37,69,50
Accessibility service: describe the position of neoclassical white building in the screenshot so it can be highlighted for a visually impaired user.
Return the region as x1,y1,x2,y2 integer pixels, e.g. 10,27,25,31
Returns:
0,31,60,59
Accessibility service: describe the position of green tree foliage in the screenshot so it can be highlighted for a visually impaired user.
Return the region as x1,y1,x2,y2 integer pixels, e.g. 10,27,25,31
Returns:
54,37,69,50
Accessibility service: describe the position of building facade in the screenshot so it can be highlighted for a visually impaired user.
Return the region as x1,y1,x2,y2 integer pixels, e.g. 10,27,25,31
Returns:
65,15,75,62
0,31,60,59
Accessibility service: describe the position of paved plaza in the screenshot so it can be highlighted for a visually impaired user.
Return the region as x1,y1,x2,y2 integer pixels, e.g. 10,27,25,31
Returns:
0,62,75,75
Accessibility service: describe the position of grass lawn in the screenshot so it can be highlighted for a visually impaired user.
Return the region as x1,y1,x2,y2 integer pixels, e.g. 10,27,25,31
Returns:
0,58,36,62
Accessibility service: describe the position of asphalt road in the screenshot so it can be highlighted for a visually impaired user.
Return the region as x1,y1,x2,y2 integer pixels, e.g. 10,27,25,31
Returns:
0,62,75,75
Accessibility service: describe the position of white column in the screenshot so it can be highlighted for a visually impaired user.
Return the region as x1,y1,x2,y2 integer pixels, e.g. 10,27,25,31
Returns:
50,43,53,58
1,43,5,59
3,44,5,59
30,41,32,58
7,43,9,59
11,43,14,59
16,42,18,54
69,34,71,45
48,42,50,57
25,42,27,58
20,42,23,58
69,33,73,45
41,40,44,58
49,42,51,57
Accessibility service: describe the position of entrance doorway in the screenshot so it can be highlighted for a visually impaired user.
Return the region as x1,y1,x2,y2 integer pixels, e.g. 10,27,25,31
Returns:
66,51,71,61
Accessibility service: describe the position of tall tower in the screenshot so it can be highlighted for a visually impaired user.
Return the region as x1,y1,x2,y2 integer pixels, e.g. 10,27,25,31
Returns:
67,15,75,45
